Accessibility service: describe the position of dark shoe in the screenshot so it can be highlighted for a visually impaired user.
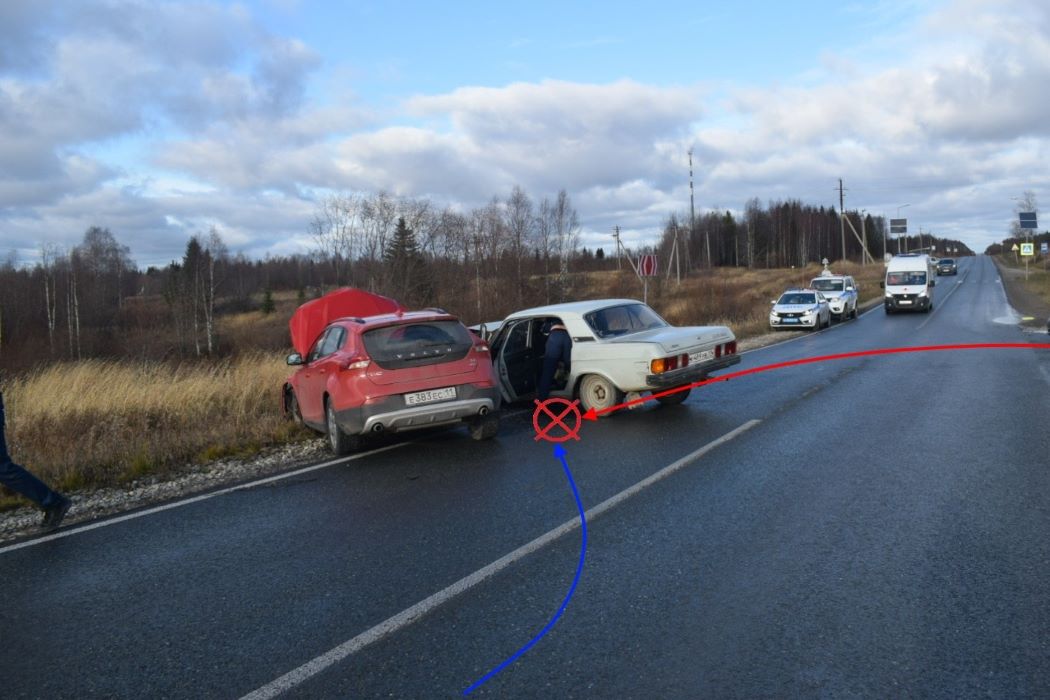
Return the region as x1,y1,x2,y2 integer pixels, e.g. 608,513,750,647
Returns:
41,496,71,531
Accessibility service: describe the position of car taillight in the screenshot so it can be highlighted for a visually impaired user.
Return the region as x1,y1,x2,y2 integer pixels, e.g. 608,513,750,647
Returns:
715,344,722,358
651,354,688,374
342,356,370,370
725,341,737,355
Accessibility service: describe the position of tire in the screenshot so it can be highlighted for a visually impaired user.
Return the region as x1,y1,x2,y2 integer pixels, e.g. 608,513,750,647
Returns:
885,306,893,315
326,398,361,455
656,386,691,406
286,388,304,426
467,411,500,440
578,374,624,415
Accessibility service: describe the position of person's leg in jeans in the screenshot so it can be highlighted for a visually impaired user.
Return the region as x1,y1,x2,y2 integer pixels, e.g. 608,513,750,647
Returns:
0,392,70,527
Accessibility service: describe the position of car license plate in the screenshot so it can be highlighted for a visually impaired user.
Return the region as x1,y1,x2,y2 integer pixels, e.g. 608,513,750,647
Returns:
899,299,912,305
782,318,798,323
404,387,456,406
689,349,715,363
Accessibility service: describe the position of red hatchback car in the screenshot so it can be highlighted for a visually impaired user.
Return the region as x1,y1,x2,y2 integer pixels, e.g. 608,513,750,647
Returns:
283,289,501,454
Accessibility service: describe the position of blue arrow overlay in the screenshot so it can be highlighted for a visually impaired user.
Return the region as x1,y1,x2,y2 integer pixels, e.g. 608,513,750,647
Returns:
462,444,588,695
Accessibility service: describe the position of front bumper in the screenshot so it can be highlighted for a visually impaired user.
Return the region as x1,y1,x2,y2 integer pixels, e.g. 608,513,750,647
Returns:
646,353,742,388
885,295,930,311
334,384,501,435
770,315,819,328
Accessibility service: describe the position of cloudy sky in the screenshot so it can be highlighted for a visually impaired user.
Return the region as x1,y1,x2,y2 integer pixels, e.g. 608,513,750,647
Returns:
2,0,1048,268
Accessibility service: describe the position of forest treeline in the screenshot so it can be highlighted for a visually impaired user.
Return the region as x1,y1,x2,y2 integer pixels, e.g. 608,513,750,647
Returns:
0,187,973,372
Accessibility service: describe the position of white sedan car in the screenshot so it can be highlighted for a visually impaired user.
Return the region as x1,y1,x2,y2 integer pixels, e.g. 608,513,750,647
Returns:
488,299,741,413
769,289,832,330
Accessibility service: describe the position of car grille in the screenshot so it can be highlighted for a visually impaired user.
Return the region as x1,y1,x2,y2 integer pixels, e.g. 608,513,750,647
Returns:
778,312,803,318
894,294,919,302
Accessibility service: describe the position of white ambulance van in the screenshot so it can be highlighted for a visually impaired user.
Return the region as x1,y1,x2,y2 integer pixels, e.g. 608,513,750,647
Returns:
881,253,935,314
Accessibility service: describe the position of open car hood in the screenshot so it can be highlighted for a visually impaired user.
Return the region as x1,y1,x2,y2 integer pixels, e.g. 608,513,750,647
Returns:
289,288,402,356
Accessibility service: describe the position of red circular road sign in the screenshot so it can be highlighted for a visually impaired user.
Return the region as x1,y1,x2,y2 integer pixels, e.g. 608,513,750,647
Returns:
639,254,658,277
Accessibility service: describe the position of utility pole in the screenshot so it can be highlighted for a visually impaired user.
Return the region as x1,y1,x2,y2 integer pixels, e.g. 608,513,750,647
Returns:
612,226,622,271
838,178,847,264
860,211,867,266
689,148,706,269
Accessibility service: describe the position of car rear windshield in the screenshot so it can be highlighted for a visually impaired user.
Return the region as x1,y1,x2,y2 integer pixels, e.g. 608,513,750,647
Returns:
779,293,816,305
810,278,843,291
363,320,473,370
584,303,667,338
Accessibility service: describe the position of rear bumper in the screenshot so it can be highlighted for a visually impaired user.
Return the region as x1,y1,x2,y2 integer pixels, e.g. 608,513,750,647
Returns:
646,354,741,388
334,384,501,435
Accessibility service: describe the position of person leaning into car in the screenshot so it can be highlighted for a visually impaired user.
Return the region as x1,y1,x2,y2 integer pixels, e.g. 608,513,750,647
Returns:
0,390,71,530
537,320,572,401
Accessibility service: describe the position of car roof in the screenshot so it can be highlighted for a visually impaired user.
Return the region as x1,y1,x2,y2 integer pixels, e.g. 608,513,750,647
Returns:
503,298,643,319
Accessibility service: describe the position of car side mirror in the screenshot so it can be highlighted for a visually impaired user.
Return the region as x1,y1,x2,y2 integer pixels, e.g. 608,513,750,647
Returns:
879,281,885,289
770,299,777,304
846,286,855,291
286,352,304,366
930,280,936,287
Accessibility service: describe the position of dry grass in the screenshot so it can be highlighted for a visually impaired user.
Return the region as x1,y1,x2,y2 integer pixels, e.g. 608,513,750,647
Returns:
1,353,308,504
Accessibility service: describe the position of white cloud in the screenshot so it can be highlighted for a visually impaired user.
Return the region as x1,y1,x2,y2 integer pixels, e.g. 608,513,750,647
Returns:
4,0,1050,265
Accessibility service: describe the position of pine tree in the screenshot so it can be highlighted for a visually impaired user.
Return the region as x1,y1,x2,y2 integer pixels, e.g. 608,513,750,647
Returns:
261,288,275,314
383,217,433,306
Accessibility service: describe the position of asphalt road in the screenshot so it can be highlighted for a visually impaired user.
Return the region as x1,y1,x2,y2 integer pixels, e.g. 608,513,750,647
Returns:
3,255,1049,699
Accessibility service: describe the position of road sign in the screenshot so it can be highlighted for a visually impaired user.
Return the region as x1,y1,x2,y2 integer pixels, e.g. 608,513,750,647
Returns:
1011,243,1020,251
1020,243,1034,256
1042,242,1049,254
638,254,658,277
889,218,908,234
1019,212,1037,229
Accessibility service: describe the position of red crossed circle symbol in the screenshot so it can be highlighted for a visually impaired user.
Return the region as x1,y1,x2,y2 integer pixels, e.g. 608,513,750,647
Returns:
532,398,582,443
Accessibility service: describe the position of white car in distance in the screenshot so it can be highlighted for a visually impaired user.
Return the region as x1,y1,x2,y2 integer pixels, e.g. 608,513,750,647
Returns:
769,289,832,330
487,299,741,414
810,273,859,320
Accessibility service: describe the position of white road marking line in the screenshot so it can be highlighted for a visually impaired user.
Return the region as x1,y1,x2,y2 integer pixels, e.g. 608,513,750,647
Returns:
239,419,762,700
0,443,409,555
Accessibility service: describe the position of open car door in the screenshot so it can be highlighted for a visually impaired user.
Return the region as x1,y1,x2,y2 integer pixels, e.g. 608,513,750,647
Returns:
490,318,540,402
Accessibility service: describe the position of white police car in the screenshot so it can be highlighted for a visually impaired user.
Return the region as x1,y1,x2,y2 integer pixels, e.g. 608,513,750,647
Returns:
809,273,859,320
769,289,831,330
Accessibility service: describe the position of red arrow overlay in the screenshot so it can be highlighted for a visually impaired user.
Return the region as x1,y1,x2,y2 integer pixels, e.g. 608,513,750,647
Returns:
582,342,1050,421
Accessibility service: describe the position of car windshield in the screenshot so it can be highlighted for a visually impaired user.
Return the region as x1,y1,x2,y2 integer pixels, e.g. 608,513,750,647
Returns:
887,271,926,285
940,259,954,265
810,278,843,292
584,303,668,338
363,320,473,370
779,293,817,305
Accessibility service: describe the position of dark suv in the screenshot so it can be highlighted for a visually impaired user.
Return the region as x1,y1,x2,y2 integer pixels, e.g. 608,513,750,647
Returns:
936,258,957,275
